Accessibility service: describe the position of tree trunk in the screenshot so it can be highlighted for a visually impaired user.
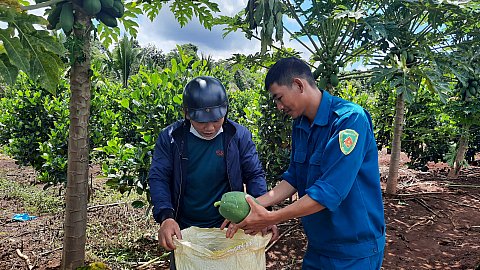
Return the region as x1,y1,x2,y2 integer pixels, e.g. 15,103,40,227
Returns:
61,11,92,270
447,126,469,179
386,93,405,195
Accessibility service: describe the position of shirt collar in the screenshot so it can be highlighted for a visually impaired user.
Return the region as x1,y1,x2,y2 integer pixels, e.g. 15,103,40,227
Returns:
298,90,332,130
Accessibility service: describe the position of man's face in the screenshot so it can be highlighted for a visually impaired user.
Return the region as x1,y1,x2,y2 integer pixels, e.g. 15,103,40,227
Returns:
269,82,303,119
190,117,225,139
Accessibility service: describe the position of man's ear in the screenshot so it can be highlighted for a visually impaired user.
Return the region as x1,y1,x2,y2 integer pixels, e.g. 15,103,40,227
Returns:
292,78,305,93
183,108,190,119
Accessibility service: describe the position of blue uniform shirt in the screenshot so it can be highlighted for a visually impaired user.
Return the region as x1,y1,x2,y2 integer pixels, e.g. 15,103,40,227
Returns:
282,91,386,259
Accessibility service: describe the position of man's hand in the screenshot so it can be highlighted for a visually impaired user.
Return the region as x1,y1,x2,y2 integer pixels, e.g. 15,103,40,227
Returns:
262,225,279,243
223,195,276,238
158,218,181,251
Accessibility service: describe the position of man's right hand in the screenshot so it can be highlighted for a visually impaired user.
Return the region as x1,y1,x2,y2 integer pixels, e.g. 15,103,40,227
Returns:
158,218,181,251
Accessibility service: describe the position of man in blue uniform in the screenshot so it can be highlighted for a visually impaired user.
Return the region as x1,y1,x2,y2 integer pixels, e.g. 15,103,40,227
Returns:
224,57,386,269
149,76,277,269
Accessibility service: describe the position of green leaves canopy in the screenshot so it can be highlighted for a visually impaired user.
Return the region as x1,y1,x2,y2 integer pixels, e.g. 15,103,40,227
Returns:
0,6,65,92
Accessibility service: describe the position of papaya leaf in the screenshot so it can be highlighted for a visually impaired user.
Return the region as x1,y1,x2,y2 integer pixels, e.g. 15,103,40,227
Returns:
0,54,19,85
0,31,30,73
30,51,62,93
26,31,67,56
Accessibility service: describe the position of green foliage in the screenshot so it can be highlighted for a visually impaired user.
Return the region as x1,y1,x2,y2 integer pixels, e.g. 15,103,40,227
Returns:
0,178,64,214
92,48,213,196
227,89,262,144
0,74,69,185
403,87,457,166
0,6,65,92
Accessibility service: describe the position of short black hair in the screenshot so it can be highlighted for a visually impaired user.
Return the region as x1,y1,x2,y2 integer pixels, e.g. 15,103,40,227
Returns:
264,57,316,91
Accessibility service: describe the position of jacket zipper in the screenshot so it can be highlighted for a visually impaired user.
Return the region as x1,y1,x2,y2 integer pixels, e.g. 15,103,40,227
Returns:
173,140,183,220
225,132,234,191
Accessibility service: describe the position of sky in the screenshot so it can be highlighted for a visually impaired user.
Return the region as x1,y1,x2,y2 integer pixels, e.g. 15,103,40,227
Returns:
135,0,311,60
12,0,312,61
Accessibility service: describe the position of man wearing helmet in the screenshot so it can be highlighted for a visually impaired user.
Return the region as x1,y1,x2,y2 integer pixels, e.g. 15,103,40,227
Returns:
148,76,276,268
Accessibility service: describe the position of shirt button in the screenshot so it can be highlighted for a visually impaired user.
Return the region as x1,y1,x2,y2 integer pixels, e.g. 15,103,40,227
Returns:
373,248,378,253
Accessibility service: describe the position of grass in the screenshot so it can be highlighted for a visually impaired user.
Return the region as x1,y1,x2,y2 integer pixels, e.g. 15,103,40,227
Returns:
0,160,163,269
0,177,64,214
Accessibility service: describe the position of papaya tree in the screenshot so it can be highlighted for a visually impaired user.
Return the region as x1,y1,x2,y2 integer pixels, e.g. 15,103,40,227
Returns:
1,0,220,269
442,45,480,178
219,0,391,91
368,0,478,195
220,0,480,194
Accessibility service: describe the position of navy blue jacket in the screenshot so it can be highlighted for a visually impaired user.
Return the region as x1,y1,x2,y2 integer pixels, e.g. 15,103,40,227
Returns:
148,118,267,224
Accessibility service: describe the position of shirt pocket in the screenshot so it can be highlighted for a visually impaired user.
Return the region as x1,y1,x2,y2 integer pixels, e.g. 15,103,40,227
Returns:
308,152,324,183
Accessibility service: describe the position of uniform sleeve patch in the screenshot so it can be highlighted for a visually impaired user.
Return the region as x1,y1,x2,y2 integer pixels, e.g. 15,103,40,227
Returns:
339,129,359,155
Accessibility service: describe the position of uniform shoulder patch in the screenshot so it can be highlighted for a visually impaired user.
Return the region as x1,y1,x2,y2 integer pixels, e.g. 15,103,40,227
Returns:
339,129,359,155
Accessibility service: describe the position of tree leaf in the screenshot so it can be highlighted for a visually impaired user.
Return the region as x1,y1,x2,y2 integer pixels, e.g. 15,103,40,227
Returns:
0,54,19,85
30,51,61,93
0,30,30,73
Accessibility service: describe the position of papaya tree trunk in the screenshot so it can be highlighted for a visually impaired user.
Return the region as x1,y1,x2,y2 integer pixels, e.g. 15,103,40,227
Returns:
386,93,405,195
61,11,92,270
448,125,469,179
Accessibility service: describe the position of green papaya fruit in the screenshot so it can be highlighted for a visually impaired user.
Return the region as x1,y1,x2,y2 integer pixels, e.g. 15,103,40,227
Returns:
312,65,323,79
213,191,259,223
318,77,327,89
469,86,477,96
112,0,124,17
83,0,102,15
47,4,63,29
103,0,124,18
330,74,339,87
59,2,74,33
407,52,414,63
100,0,114,9
96,11,117,27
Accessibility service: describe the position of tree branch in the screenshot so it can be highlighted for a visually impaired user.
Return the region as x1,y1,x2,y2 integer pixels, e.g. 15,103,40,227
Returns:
20,0,65,11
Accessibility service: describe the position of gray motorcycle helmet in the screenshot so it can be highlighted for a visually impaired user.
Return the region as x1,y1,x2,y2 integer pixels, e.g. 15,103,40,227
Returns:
183,76,228,123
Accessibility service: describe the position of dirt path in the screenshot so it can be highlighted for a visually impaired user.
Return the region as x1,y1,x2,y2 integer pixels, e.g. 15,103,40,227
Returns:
1,152,479,270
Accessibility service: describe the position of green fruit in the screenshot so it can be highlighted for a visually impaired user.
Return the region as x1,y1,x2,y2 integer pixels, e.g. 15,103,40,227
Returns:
407,52,414,63
83,0,102,15
59,2,74,33
330,74,339,87
100,0,114,8
103,0,124,18
112,0,124,17
47,4,63,29
96,11,118,27
213,191,258,223
318,77,327,89
313,66,322,79
469,86,477,96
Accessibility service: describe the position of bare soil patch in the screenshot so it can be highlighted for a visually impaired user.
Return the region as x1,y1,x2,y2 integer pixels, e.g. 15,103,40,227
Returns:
1,151,479,270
